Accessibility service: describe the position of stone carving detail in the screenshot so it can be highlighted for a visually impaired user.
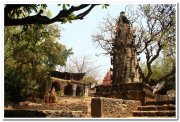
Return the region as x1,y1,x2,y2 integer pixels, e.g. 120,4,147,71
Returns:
112,11,140,84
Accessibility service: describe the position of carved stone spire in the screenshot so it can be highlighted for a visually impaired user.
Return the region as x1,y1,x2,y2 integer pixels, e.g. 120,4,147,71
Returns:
112,11,140,84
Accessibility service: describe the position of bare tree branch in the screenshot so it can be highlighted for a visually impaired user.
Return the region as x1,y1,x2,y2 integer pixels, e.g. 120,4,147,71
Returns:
92,4,176,85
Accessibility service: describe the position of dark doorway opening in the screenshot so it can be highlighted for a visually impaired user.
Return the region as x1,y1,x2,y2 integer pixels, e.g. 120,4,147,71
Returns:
51,82,60,93
64,84,73,96
76,86,83,96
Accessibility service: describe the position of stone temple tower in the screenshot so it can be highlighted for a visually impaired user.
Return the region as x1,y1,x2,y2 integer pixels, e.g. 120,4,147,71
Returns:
95,12,155,103
111,11,140,84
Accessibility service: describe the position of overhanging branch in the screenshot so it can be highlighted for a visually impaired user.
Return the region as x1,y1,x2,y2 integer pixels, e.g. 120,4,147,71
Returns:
5,4,99,26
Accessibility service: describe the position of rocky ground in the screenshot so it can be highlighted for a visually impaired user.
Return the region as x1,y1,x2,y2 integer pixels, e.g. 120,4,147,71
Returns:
5,96,176,118
5,96,92,118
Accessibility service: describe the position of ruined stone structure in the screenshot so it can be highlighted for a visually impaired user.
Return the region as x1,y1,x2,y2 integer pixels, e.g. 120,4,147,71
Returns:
95,12,155,105
111,11,140,84
91,97,141,117
49,71,89,97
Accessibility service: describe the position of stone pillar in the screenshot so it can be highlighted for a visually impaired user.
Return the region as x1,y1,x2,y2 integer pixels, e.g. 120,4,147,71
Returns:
84,85,89,97
60,83,67,96
91,97,104,117
72,84,77,97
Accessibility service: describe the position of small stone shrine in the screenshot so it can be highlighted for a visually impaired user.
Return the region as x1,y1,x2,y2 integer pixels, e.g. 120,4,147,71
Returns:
48,71,89,97
95,11,155,105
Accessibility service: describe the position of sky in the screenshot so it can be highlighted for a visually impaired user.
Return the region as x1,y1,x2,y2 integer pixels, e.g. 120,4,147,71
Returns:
47,4,130,82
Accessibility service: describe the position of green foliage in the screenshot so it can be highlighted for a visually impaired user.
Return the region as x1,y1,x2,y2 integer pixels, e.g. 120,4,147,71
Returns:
4,24,73,102
141,4,150,13
83,76,98,84
136,4,176,84
102,4,110,9
40,4,47,10
8,5,40,18
150,58,173,80
62,4,67,10
58,4,70,7
5,4,107,26
141,58,175,92
57,89,63,96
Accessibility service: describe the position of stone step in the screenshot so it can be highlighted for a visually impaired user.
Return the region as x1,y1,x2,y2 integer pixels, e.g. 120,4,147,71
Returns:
133,110,175,117
145,100,175,105
137,105,175,111
4,109,84,117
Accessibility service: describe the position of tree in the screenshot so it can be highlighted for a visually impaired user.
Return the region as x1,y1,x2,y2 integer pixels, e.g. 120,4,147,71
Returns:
92,14,116,55
4,24,73,102
58,55,101,84
4,4,109,26
135,4,176,84
92,4,176,87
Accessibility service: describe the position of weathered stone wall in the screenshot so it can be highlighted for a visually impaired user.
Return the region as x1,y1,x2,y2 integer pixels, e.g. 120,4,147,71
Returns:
5,110,83,117
95,82,155,105
155,94,175,102
14,102,88,117
91,97,141,118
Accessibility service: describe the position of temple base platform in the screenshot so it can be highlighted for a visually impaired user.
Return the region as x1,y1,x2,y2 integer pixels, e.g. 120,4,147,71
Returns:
95,82,155,105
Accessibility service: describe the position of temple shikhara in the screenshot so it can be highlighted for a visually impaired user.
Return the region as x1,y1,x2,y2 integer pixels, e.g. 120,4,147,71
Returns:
111,11,140,84
95,12,155,105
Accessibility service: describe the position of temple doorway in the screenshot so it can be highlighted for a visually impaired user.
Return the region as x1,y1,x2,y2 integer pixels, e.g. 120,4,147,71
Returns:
51,82,60,93
64,84,73,96
76,86,83,96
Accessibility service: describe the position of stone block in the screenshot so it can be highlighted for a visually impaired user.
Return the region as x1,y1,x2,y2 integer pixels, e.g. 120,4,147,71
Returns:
92,97,141,118
91,97,103,117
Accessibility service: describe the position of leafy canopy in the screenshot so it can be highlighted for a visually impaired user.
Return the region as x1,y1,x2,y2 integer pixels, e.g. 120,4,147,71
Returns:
4,24,73,102
4,4,109,26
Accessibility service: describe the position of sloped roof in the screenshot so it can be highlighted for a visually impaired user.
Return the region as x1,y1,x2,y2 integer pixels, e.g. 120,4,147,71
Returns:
50,71,86,81
50,77,85,85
